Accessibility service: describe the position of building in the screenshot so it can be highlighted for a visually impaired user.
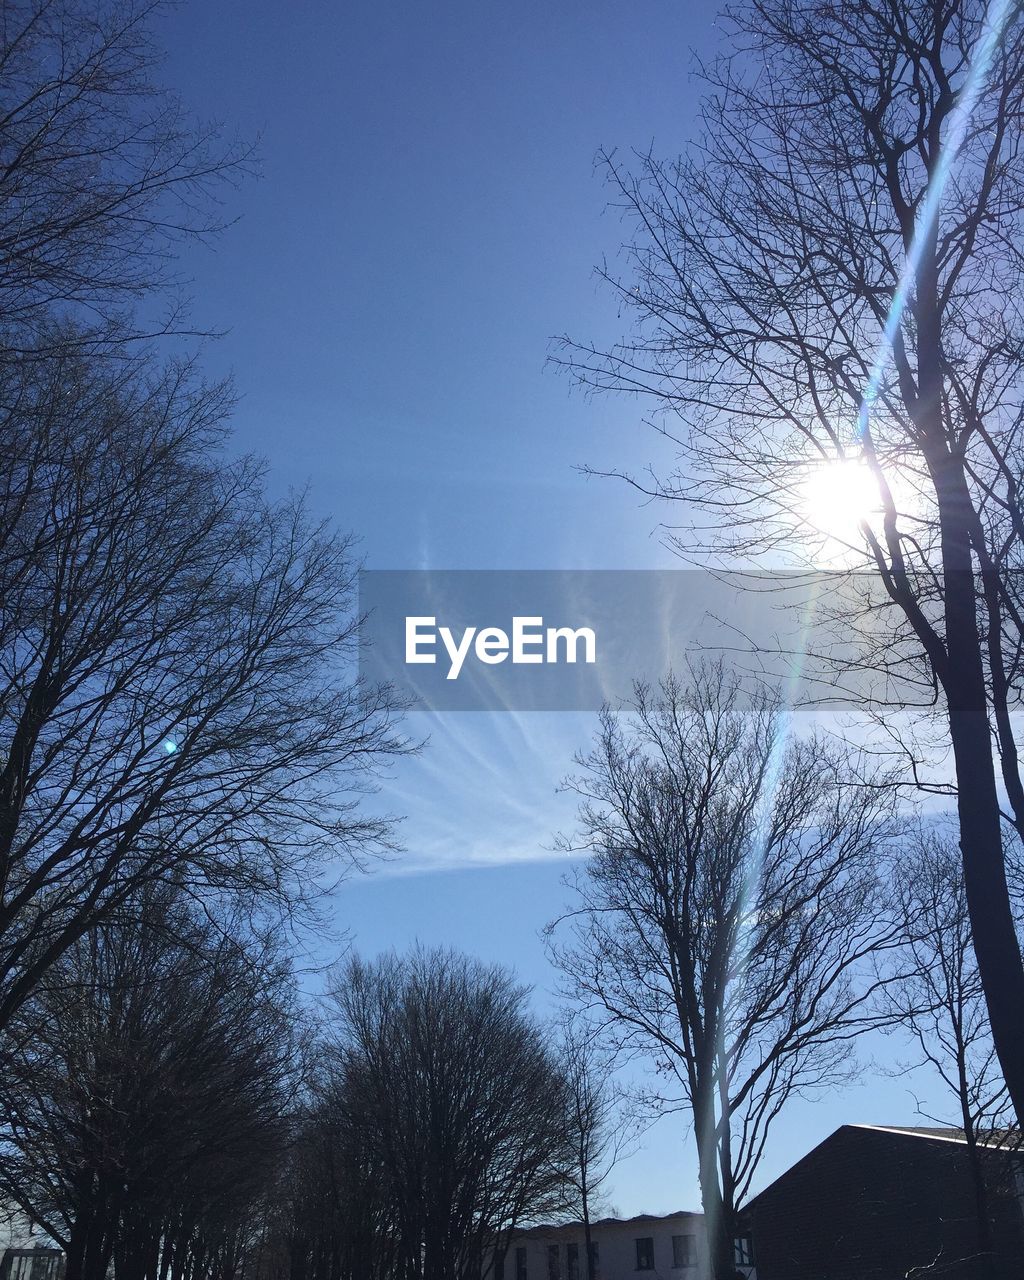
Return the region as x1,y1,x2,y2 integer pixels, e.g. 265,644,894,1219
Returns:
0,1204,63,1280
490,1210,755,1280
743,1124,1024,1280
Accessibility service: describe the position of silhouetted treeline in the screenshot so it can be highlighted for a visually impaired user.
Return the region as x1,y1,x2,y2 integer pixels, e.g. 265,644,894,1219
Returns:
1,932,611,1280
248,949,585,1280
0,888,303,1280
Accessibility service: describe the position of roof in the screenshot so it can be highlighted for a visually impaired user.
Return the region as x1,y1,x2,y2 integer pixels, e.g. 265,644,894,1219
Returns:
852,1124,1022,1149
855,1125,967,1142
745,1124,1024,1211
510,1210,703,1238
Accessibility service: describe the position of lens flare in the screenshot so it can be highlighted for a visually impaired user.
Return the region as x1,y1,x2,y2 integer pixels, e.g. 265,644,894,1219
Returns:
859,0,1015,442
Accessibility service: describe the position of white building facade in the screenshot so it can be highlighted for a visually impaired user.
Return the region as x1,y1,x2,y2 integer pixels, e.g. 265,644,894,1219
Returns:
489,1211,732,1280
0,1204,63,1280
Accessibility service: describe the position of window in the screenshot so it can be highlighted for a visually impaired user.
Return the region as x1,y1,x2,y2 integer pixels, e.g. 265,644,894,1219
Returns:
548,1244,560,1280
516,1247,528,1280
635,1237,655,1271
672,1234,695,1268
588,1241,600,1279
733,1235,754,1268
495,1255,505,1280
566,1243,580,1280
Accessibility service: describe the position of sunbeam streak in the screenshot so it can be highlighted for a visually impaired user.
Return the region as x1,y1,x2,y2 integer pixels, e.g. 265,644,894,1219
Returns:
858,0,1016,443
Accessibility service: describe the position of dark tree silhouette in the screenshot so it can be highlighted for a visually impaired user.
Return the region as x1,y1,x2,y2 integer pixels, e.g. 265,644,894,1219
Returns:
549,666,903,1280
557,1019,635,1280
558,0,1024,1122
883,826,1014,1274
0,0,251,342
326,948,573,1280
0,889,301,1280
0,342,407,1033
250,1063,401,1280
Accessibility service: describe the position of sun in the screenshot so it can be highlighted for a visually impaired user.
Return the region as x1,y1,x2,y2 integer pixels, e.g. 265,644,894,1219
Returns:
801,458,880,541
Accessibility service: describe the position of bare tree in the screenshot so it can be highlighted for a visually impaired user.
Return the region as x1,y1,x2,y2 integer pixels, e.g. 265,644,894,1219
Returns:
557,0,1024,1122
548,665,903,1280
0,341,407,1034
251,1061,401,1280
557,1018,636,1280
326,948,573,1280
0,0,252,342
0,887,302,1280
882,825,1013,1272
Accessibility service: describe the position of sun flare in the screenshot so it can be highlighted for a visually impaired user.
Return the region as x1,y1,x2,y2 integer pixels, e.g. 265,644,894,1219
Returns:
802,458,880,541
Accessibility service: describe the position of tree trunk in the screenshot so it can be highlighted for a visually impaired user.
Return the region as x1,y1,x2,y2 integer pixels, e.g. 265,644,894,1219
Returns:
693,1091,736,1280
64,1210,90,1280
964,1132,994,1278
936,456,1024,1125
912,228,1024,1130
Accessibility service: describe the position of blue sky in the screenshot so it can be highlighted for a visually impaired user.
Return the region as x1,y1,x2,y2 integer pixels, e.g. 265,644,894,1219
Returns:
157,0,951,1216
